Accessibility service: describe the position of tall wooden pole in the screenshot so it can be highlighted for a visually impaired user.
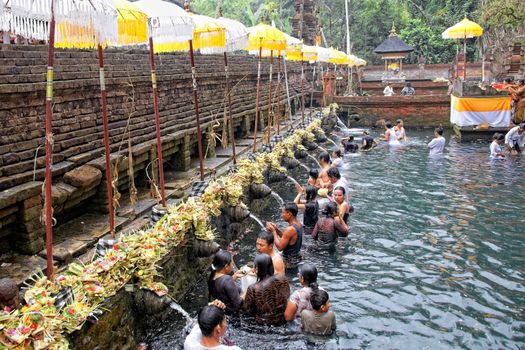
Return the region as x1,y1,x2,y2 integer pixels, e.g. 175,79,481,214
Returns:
44,0,56,279
266,51,273,143
188,40,205,180
148,36,166,206
301,60,305,123
276,53,281,134
97,45,115,237
224,52,236,164
252,45,262,152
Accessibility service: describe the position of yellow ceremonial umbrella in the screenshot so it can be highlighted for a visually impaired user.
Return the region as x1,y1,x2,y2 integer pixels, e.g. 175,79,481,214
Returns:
328,48,350,65
286,44,318,122
114,0,148,45
442,18,483,80
245,24,286,151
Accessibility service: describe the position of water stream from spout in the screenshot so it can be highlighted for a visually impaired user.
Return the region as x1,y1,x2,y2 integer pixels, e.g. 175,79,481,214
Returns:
249,213,266,231
307,154,321,167
337,116,349,131
318,145,328,153
161,295,193,327
298,161,310,172
325,138,338,148
286,175,301,189
270,191,285,206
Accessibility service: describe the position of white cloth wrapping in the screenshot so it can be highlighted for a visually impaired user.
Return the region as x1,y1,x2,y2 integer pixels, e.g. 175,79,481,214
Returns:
201,17,248,54
134,0,193,44
6,0,118,45
450,96,512,127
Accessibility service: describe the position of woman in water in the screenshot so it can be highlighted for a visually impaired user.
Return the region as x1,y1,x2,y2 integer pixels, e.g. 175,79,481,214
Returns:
284,263,321,323
384,121,400,146
208,250,244,314
294,185,319,236
490,133,506,159
333,186,351,224
331,148,344,169
311,202,349,250
184,301,242,350
243,254,290,325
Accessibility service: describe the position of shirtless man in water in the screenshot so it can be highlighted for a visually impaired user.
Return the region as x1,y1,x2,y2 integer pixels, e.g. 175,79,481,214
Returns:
317,151,331,188
266,203,303,268
256,231,285,275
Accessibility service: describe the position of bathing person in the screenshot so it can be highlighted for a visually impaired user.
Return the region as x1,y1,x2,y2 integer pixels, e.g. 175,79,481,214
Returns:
508,80,525,123
301,289,336,336
395,119,407,141
341,135,359,153
383,83,394,96
284,263,320,322
400,82,416,96
361,131,377,151
326,167,349,203
184,301,242,350
243,254,290,325
208,250,244,314
428,127,446,155
311,202,349,250
331,149,344,169
318,151,332,188
490,133,506,159
294,185,319,236
504,123,525,155
266,203,303,268
307,168,319,187
333,186,351,224
255,231,285,276
384,121,400,146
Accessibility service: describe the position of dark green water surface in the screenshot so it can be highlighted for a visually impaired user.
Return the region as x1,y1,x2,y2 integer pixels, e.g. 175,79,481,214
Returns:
144,130,525,349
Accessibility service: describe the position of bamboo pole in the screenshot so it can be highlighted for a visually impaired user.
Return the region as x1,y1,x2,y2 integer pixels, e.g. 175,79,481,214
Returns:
147,36,166,206
44,0,56,279
266,51,273,143
252,45,263,152
223,52,236,164
188,40,205,180
301,60,305,122
97,45,115,237
276,53,281,134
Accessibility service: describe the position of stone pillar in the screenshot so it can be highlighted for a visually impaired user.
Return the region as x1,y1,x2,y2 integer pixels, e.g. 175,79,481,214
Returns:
174,135,191,171
16,194,44,254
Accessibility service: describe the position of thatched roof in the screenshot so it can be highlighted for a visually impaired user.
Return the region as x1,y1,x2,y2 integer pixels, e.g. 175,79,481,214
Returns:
374,35,414,54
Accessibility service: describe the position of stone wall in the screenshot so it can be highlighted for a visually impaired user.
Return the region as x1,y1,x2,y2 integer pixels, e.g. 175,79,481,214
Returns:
361,63,483,82
0,45,308,255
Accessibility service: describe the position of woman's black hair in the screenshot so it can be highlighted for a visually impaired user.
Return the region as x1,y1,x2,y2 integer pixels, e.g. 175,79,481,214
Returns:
322,201,338,217
405,82,412,88
504,78,512,84
519,79,525,85
308,168,319,180
319,151,331,164
310,289,329,311
327,167,341,180
304,185,317,202
299,263,318,290
396,118,403,124
332,149,342,158
333,186,346,195
207,250,232,296
385,121,393,129
435,127,444,136
497,133,505,141
254,253,274,281
198,305,225,337
348,135,355,142
492,133,500,140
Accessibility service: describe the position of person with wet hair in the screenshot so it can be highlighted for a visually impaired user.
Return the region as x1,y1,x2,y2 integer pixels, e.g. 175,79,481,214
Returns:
490,133,506,159
341,135,359,153
326,167,349,203
504,123,525,155
301,289,336,335
184,301,242,350
284,263,322,322
311,202,349,250
384,121,400,146
294,185,319,236
428,127,446,155
333,186,352,224
307,168,319,187
361,131,377,151
243,254,290,325
207,250,244,314
266,203,303,268
400,82,416,96
394,119,407,141
255,231,284,275
331,148,344,169
318,151,332,188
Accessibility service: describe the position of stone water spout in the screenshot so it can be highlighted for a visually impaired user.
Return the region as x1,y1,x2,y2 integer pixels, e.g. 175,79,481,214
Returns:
249,213,266,231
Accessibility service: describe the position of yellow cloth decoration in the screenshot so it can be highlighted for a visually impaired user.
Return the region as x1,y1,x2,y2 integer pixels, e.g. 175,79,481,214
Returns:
245,23,287,52
442,18,483,39
114,0,148,45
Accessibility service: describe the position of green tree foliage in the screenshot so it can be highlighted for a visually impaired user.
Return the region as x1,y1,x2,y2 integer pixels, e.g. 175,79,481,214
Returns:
190,0,491,64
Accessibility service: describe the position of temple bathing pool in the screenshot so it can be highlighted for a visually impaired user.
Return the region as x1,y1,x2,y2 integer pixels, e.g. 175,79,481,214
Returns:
141,130,525,349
